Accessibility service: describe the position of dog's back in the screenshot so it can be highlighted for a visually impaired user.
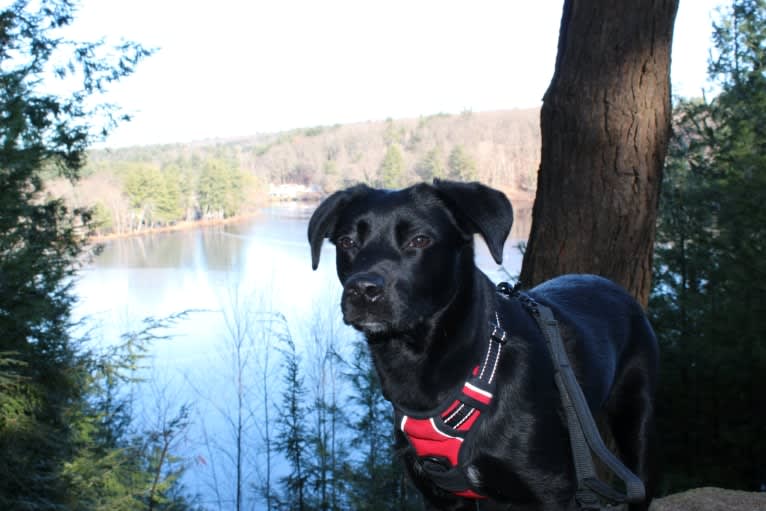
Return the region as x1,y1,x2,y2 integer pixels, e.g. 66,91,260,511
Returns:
528,274,659,409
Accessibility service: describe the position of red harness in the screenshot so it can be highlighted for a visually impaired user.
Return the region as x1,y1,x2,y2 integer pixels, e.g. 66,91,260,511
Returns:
396,321,507,499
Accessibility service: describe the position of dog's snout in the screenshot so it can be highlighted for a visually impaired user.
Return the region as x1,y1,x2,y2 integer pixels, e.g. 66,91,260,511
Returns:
345,273,385,303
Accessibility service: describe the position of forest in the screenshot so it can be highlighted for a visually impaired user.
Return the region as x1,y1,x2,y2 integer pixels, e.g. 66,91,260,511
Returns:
47,109,540,237
1,0,765,510
650,0,766,489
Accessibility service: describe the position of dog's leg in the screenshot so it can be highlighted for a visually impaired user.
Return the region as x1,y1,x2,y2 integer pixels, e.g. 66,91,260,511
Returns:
605,364,658,511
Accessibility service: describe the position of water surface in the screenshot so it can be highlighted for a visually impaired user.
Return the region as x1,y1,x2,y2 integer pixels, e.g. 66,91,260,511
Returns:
72,201,529,505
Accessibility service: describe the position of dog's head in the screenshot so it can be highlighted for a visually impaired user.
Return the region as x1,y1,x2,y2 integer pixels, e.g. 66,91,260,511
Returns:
308,180,513,337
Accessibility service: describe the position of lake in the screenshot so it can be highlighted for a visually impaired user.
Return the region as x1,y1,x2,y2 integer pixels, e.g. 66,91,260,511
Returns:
73,201,530,507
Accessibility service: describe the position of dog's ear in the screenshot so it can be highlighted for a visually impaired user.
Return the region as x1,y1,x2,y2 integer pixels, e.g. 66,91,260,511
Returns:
308,185,369,270
432,179,513,264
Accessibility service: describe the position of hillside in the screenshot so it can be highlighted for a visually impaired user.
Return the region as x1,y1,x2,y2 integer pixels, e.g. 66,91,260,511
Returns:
48,108,541,236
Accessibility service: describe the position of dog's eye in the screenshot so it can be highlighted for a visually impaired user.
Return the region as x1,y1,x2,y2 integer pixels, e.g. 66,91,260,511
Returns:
337,236,357,250
406,235,431,249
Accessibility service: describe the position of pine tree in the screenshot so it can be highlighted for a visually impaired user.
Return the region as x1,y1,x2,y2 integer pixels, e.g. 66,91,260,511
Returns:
414,146,445,181
0,2,193,508
123,165,163,229
447,145,477,181
276,335,310,510
156,166,184,225
305,313,349,511
90,201,114,235
197,157,244,219
62,315,195,510
0,1,150,506
378,144,405,189
343,340,420,511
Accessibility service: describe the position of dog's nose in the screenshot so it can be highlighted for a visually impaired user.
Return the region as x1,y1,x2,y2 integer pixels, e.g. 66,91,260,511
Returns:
344,273,385,303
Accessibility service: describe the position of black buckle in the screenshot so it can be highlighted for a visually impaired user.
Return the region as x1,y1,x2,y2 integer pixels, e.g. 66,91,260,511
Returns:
421,456,451,473
419,456,476,495
575,489,602,510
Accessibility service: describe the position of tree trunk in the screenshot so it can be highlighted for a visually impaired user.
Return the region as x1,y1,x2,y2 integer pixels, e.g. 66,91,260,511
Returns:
519,0,679,307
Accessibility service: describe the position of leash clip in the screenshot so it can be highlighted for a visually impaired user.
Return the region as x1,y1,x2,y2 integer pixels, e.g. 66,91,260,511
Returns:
490,323,508,344
496,281,515,296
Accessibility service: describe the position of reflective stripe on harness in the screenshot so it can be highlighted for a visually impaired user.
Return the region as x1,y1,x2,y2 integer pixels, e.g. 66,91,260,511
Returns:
396,319,507,499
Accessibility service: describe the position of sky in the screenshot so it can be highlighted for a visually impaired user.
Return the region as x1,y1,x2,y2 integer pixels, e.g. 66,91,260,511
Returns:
67,0,726,148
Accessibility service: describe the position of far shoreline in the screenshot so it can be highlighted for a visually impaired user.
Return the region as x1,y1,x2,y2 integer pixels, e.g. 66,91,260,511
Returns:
86,200,319,244
85,188,536,245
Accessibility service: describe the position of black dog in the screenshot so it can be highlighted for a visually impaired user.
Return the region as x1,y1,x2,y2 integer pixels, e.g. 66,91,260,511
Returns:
308,180,658,511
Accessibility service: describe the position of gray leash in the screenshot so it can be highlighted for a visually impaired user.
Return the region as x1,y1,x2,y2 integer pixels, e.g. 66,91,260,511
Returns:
500,285,646,510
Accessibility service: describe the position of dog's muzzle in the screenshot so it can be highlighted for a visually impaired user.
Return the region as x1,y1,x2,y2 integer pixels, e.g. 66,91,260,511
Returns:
344,272,385,304
342,272,389,333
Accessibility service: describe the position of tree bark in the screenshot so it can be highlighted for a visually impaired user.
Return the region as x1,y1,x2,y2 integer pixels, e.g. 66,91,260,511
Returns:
519,0,679,307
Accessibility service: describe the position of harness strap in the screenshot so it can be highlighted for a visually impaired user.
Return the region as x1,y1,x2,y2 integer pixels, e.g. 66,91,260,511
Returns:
397,318,508,499
509,288,646,509
535,305,605,511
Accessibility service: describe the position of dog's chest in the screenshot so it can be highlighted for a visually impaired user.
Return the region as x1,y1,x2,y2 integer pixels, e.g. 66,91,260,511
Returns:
395,320,509,499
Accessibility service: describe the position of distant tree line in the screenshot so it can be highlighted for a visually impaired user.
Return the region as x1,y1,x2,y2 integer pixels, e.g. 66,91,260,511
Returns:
49,155,263,237
46,109,541,236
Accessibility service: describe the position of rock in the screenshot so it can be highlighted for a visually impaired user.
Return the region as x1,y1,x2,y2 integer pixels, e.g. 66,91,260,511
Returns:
651,487,766,511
